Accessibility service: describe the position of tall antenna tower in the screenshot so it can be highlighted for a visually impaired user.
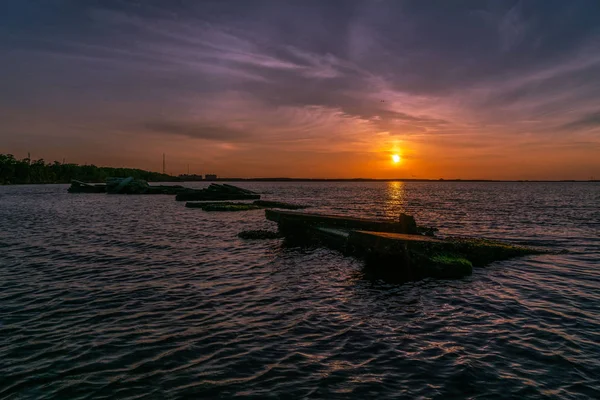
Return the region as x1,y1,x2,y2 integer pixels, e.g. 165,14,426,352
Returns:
162,153,166,174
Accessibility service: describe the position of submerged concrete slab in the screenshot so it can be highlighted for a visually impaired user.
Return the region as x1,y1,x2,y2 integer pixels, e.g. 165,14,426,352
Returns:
265,209,417,234
266,209,549,282
253,200,309,210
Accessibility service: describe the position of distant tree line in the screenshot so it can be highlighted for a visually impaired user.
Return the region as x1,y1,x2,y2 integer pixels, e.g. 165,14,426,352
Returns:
0,154,178,184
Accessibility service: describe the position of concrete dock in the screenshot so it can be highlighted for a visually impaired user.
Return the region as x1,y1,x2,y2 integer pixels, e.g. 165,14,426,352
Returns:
265,209,546,281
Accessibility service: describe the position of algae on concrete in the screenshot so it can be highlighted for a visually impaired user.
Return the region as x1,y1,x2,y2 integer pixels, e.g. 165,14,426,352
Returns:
445,237,545,267
430,254,472,267
424,253,474,279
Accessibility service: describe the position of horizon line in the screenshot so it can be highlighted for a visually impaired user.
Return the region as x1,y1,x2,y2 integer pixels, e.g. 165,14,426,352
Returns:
182,177,600,183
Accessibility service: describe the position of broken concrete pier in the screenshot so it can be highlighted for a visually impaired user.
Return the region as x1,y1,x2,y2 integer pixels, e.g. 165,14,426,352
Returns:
266,209,418,234
265,209,546,281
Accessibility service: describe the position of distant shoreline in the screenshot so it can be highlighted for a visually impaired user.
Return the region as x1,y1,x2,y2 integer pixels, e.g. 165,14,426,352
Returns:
2,178,599,185
193,178,600,183
3,155,597,184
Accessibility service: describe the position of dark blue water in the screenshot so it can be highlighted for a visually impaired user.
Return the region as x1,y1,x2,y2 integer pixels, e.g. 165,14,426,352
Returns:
1,182,599,399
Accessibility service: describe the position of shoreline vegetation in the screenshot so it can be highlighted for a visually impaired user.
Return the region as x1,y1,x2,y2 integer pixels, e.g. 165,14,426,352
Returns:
1,154,598,184
0,154,176,184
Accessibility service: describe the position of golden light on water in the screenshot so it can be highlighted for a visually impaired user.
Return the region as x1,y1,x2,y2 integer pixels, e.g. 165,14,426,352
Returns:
384,181,405,218
392,154,401,163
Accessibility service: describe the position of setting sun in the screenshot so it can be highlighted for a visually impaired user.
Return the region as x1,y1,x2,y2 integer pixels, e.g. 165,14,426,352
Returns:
392,154,401,163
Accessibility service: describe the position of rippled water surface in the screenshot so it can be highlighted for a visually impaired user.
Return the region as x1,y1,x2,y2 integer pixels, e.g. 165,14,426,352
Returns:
1,182,599,399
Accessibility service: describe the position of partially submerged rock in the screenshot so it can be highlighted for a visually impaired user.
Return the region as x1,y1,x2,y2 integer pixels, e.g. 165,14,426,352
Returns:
266,209,418,234
398,213,418,234
201,203,262,212
417,226,439,236
186,199,310,211
68,180,106,193
444,237,546,267
106,177,186,194
221,184,257,195
238,230,283,240
176,184,260,201
253,200,309,210
185,201,261,211
427,254,473,279
69,177,185,194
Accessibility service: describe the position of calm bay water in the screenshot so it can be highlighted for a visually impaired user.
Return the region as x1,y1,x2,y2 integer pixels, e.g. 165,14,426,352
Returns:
1,182,599,399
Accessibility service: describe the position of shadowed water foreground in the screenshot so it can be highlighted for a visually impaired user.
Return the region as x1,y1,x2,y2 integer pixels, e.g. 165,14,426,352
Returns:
1,182,599,399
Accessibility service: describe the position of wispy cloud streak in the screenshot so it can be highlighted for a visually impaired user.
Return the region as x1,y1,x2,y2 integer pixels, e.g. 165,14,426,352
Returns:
1,0,599,178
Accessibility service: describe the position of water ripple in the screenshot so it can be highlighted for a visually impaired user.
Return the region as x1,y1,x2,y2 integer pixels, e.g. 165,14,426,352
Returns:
1,182,599,399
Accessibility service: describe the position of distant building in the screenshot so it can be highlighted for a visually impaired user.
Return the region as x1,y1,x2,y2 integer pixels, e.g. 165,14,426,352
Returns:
178,174,203,181
205,174,217,181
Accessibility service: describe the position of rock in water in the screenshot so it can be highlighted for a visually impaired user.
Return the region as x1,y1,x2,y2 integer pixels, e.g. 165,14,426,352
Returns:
176,184,260,201
106,177,149,194
399,213,418,234
68,180,106,193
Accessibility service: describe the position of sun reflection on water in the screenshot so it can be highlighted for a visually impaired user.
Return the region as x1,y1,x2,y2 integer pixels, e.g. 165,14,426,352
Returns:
384,181,406,219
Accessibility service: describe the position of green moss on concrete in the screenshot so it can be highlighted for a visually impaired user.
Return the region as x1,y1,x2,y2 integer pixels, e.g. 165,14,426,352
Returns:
445,237,546,267
409,251,473,279
430,254,473,268
396,236,546,270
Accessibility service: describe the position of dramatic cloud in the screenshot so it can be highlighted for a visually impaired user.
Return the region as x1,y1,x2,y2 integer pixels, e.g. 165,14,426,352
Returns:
1,0,599,178
144,121,252,141
561,112,600,131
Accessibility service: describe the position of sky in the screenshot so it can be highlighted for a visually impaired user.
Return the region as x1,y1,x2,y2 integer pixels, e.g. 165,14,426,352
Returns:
1,0,600,179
